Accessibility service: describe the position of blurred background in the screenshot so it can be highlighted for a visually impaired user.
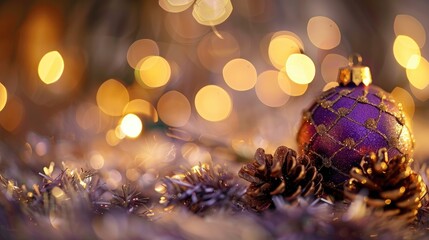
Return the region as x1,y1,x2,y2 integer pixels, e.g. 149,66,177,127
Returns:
1,0,429,189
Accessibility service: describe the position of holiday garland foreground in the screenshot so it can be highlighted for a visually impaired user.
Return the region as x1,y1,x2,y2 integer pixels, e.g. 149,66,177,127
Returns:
0,145,429,239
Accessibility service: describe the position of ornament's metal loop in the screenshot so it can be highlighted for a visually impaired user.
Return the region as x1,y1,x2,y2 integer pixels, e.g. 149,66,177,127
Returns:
338,53,372,86
348,53,363,67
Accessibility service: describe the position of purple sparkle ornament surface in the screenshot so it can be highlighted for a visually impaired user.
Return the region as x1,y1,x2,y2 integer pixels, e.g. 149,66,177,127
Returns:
297,83,414,196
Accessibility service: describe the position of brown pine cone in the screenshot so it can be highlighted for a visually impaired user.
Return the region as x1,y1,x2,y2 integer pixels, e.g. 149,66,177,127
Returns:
238,146,323,211
344,148,428,222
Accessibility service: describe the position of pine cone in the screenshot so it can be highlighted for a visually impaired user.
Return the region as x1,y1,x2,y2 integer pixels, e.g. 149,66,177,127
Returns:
238,146,323,211
344,148,428,222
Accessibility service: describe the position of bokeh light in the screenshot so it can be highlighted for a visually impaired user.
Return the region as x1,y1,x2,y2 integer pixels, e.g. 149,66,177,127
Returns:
126,39,159,69
38,51,64,84
393,35,421,69
0,82,7,112
255,70,289,107
192,0,233,26
321,54,348,83
394,14,426,48
0,97,24,132
268,33,302,70
406,56,429,89
135,56,171,88
195,85,232,122
222,58,257,91
89,152,105,170
123,99,159,123
96,79,129,116
159,0,194,13
119,113,143,138
285,54,316,84
157,90,191,127
391,87,415,120
278,69,308,96
307,16,341,50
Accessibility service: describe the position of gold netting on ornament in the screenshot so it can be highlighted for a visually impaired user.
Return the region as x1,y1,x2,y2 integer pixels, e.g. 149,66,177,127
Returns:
303,86,414,189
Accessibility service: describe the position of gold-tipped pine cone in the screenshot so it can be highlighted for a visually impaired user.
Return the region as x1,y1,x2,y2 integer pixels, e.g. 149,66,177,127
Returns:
238,146,323,211
344,148,428,222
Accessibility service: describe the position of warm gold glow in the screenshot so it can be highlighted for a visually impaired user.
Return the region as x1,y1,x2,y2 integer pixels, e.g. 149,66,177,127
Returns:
278,69,308,96
321,54,348,83
195,85,232,122
268,34,301,70
89,153,105,170
181,142,212,165
159,0,194,13
286,54,316,84
38,51,64,84
96,79,129,116
255,70,289,107
192,0,233,26
223,58,257,91
391,87,415,119
157,90,191,127
0,82,7,112
127,39,159,69
307,16,341,50
394,14,426,47
135,56,171,88
393,35,421,69
120,114,143,138
106,129,121,146
0,97,24,132
123,99,158,123
406,56,429,89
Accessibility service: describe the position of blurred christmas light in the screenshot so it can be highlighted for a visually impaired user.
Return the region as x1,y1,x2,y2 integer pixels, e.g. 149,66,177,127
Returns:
126,39,159,69
96,79,129,116
409,81,429,101
268,33,302,70
394,14,426,47
0,96,24,132
159,0,194,13
106,169,123,189
393,35,421,69
195,85,232,122
321,54,348,83
406,56,429,89
192,0,233,26
285,54,316,84
89,152,105,170
125,168,140,181
119,113,143,139
277,69,308,96
38,51,64,84
181,142,211,165
307,16,341,50
123,99,159,123
222,58,257,91
0,82,7,112
106,129,121,146
157,90,191,127
165,8,210,43
135,56,171,88
391,87,415,120
255,70,289,107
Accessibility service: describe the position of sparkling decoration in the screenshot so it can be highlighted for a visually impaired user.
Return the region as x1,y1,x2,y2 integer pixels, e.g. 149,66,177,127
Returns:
297,55,414,196
238,146,323,211
344,148,427,223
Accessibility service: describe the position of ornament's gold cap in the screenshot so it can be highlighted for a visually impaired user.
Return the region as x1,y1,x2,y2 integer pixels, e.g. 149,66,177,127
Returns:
338,54,372,86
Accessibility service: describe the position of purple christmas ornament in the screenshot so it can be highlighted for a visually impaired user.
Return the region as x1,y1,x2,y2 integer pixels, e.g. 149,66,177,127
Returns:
297,55,414,197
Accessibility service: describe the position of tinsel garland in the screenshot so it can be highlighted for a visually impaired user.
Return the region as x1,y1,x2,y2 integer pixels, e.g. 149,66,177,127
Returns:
1,151,429,239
